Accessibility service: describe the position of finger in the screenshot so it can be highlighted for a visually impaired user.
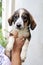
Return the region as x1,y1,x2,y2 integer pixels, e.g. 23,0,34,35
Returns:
14,30,18,34
22,38,25,41
16,38,25,44
20,38,25,43
12,31,18,38
20,39,25,45
11,30,18,35
18,36,25,40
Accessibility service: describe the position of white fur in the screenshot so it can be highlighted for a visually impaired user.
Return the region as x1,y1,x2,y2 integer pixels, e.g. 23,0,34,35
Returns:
14,17,24,29
13,9,24,29
6,36,15,51
19,9,24,17
7,10,29,61
21,39,29,60
7,27,29,61
8,10,24,33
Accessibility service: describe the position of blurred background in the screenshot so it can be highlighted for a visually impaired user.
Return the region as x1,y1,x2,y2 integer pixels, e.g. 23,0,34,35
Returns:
0,0,2,28
0,0,43,65
0,0,6,47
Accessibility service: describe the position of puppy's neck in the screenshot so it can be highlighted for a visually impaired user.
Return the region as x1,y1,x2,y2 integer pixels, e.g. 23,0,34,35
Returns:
11,28,29,38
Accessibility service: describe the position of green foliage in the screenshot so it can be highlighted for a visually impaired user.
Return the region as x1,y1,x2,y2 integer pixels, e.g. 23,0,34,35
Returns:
0,17,2,28
0,2,2,17
0,29,7,48
0,1,7,48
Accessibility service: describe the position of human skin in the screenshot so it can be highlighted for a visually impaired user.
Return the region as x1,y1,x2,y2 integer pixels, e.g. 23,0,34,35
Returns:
11,31,25,65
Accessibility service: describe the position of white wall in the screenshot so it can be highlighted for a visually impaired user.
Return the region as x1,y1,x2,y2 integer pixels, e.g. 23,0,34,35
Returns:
2,0,15,38
15,0,43,65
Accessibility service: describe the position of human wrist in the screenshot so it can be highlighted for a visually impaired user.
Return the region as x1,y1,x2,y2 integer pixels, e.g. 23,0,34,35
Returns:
11,50,21,65
13,45,22,53
13,47,21,54
12,50,21,61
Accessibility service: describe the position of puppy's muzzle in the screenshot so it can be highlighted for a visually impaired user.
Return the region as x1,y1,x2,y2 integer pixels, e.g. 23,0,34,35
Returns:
16,24,22,29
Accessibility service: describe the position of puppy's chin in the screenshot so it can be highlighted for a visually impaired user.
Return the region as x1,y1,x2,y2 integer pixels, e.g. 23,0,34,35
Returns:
16,27,22,30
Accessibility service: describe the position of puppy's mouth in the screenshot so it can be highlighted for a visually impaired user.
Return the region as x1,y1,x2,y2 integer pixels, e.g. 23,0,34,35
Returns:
16,27,23,30
16,26,29,31
16,25,24,30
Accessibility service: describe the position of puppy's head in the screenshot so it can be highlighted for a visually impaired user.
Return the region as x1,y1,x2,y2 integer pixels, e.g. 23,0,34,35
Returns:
8,8,36,30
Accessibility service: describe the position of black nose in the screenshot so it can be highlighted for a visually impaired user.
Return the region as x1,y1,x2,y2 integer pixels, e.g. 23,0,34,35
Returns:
17,24,21,28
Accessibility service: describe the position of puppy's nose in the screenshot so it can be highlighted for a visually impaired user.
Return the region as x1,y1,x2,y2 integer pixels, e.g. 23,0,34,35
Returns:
17,24,21,28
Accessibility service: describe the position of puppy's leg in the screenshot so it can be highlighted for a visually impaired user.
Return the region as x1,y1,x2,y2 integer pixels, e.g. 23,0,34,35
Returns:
5,36,15,58
21,39,29,62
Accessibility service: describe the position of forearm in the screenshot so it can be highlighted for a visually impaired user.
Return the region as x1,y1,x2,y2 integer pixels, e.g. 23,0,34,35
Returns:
11,50,21,65
11,36,25,65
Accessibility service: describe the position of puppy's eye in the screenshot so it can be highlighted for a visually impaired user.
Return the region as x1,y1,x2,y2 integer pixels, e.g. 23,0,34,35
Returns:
22,16,27,21
14,16,18,19
14,15,19,22
23,16,27,19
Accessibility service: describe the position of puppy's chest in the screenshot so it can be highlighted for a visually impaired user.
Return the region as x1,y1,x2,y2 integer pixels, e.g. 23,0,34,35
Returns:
11,28,30,39
17,29,29,38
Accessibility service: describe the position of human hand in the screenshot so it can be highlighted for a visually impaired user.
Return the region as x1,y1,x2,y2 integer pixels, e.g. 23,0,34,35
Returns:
13,36,25,53
14,36,25,51
11,31,25,65
10,30,25,52
10,30,18,38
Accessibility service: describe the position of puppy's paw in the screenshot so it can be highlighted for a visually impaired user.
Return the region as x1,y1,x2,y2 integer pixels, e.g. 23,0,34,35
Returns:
21,52,26,62
6,36,15,51
5,50,10,59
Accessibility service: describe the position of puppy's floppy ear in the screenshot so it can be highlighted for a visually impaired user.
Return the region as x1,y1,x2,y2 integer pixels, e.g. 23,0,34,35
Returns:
8,15,14,26
29,14,36,30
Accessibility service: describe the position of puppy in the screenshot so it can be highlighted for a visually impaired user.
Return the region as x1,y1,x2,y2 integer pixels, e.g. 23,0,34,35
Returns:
5,8,36,61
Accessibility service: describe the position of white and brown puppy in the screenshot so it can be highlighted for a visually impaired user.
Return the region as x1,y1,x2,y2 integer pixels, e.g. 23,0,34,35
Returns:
5,8,36,61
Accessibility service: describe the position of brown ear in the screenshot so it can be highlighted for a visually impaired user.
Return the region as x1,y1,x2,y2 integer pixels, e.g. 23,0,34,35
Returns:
8,15,14,26
30,14,36,30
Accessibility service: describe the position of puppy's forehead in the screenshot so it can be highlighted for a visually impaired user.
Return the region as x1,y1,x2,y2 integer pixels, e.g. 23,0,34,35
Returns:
19,9,24,16
15,9,28,16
